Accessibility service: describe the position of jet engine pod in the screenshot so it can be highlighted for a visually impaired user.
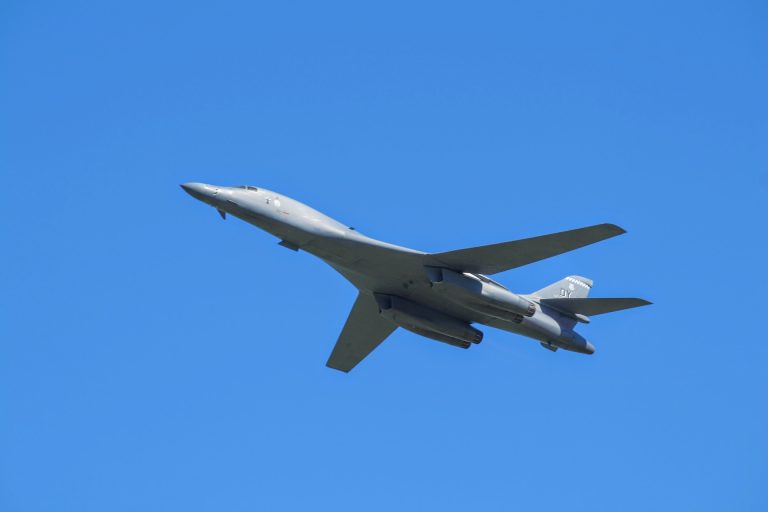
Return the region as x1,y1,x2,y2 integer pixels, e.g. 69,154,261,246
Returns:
426,267,536,317
374,294,483,347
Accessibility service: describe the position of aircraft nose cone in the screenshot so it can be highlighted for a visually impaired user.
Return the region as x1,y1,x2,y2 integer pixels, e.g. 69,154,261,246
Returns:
180,182,213,202
181,182,204,195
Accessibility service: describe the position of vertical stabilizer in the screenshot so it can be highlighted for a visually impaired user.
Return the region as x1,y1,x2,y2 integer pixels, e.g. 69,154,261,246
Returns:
533,275,592,299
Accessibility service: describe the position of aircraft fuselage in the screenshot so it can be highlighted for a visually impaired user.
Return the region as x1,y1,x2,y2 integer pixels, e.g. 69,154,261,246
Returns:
181,182,594,355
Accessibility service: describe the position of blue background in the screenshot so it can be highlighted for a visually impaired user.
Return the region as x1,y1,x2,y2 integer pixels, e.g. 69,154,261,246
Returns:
2,1,766,510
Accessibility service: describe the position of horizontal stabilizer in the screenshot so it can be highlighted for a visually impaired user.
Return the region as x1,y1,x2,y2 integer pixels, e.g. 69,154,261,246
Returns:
429,224,626,275
540,297,651,316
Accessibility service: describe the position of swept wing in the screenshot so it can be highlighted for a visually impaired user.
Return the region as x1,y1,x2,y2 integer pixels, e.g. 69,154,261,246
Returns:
428,223,626,275
326,293,397,372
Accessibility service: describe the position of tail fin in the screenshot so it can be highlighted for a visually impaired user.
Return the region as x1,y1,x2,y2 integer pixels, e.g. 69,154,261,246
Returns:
533,275,593,299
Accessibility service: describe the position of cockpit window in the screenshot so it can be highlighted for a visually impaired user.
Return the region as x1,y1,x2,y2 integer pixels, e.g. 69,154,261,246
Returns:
236,185,259,191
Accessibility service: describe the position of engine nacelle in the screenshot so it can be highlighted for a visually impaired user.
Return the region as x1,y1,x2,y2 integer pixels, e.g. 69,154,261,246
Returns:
425,267,536,318
374,294,483,347
548,331,595,355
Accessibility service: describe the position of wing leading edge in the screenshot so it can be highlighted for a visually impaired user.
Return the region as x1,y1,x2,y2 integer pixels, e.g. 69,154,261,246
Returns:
429,223,626,275
326,292,397,373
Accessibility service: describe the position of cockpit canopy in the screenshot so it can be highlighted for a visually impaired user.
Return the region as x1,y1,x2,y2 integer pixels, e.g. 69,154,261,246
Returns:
235,185,259,191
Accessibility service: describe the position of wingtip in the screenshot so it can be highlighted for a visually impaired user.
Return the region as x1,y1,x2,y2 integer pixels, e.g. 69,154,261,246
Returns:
325,362,352,373
602,223,627,235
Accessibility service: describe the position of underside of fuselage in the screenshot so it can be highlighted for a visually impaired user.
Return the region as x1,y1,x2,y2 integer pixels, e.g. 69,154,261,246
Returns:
305,235,546,342
231,211,577,347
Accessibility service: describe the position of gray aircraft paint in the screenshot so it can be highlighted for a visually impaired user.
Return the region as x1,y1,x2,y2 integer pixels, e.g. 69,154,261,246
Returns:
181,182,651,372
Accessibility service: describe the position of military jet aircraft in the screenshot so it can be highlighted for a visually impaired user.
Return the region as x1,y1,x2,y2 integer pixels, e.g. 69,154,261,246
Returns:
181,182,650,372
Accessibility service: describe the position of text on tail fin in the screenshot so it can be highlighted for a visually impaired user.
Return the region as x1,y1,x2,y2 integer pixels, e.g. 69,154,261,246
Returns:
534,275,592,299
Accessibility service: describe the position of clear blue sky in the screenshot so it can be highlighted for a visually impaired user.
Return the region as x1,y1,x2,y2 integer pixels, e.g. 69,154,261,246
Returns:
2,1,766,510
